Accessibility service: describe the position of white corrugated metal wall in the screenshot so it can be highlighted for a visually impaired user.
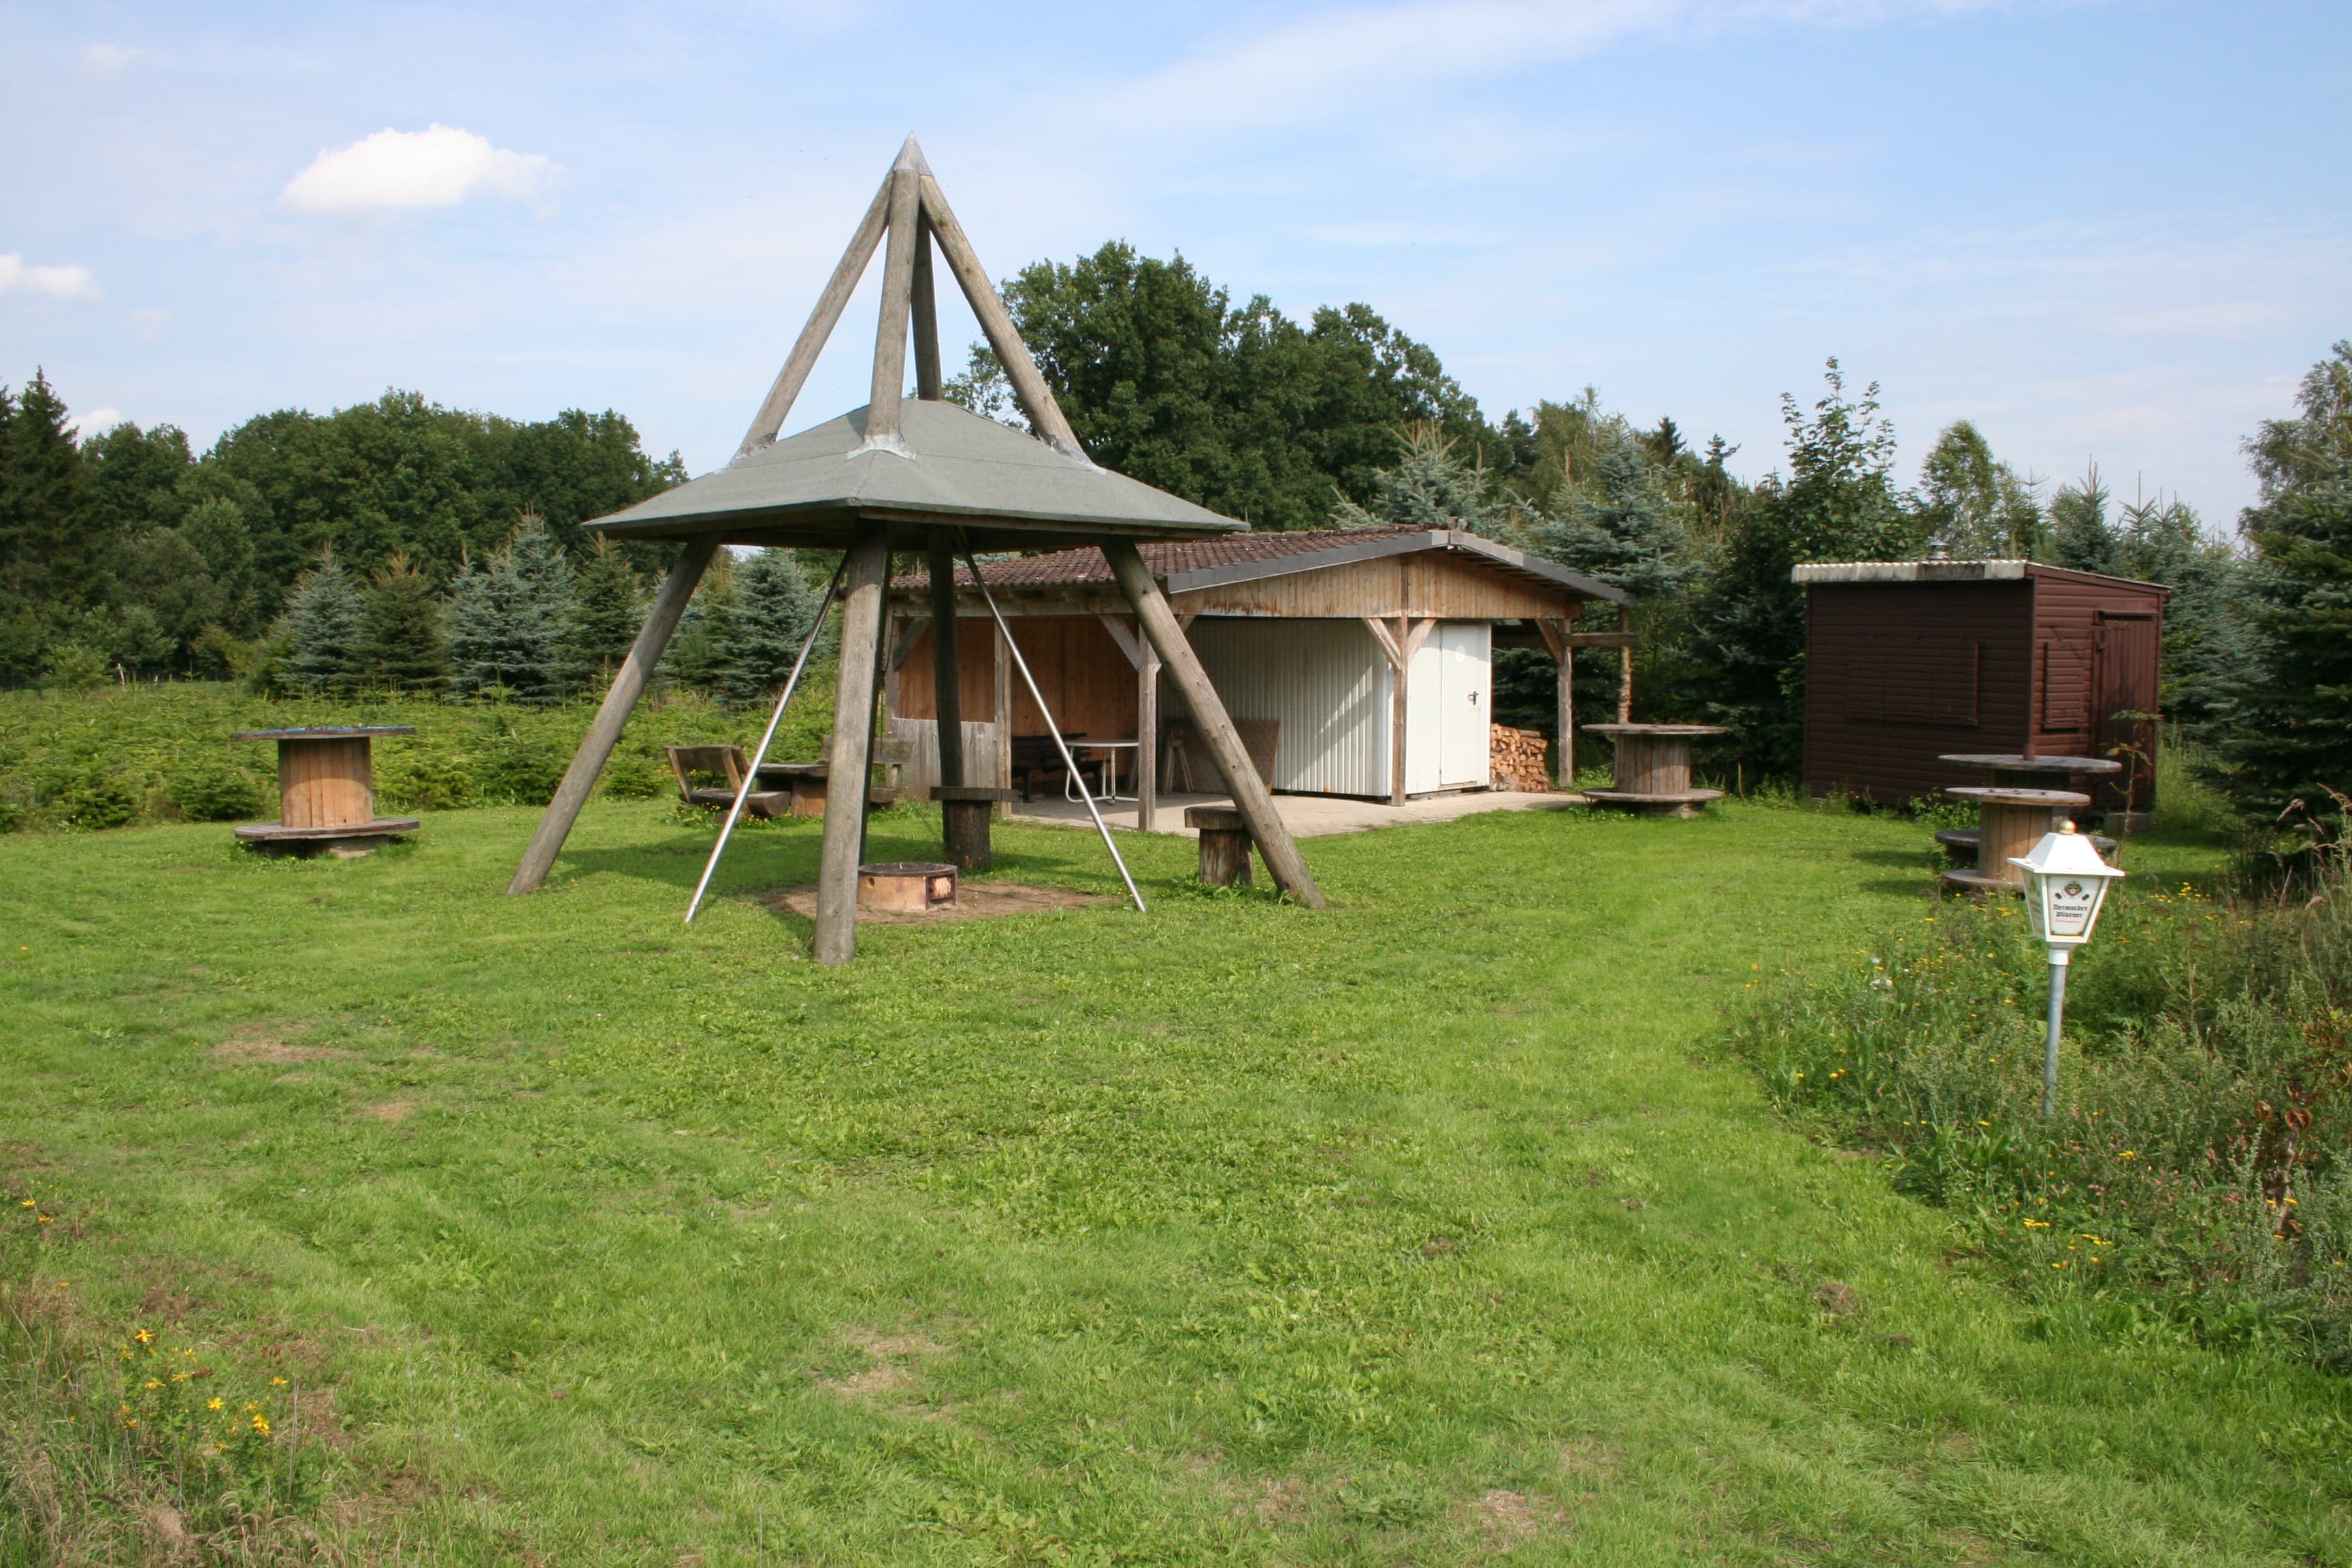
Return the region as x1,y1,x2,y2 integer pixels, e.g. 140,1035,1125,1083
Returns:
1186,619,1390,796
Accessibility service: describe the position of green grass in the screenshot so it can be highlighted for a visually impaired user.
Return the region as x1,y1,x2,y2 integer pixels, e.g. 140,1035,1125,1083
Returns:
4,795,2347,1564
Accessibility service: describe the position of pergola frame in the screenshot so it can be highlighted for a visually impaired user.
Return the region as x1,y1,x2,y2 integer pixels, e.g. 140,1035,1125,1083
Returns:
506,137,1324,960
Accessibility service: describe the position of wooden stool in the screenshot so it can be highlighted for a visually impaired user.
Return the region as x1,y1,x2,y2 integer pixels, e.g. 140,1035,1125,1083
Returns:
1940,787,2089,894
932,785,1017,871
230,725,420,857
1185,806,1253,887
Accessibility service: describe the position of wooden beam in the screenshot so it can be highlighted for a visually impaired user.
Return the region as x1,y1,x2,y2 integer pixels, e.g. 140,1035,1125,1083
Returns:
509,537,717,894
911,217,943,401
887,615,928,675
866,161,921,441
917,172,1088,463
928,534,963,789
1137,632,1160,834
1565,631,1639,649
814,525,892,964
734,176,890,459
993,616,1012,817
1096,613,1144,670
1618,646,1633,724
1101,539,1322,908
1388,617,1437,806
1362,616,1403,671
1536,616,1574,787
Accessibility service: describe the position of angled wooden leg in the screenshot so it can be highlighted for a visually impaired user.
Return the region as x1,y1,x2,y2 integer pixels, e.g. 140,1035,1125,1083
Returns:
1102,538,1323,909
814,524,893,964
508,537,717,894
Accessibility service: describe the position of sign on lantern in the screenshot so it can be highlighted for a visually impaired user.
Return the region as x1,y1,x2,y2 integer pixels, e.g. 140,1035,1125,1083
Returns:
2007,820,2127,1115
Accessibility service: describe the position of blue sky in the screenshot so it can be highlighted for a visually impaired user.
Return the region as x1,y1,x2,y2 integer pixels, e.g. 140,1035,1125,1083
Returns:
4,1,2345,526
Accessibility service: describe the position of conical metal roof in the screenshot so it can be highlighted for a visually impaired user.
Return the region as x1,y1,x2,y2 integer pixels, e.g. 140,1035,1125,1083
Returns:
585,399,1243,553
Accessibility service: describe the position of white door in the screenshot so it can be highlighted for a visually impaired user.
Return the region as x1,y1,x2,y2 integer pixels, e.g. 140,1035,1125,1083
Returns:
1403,622,1491,794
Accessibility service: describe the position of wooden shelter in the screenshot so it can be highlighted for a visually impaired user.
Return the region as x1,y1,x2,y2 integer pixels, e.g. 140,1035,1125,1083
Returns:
508,137,1324,960
884,527,1631,826
1796,559,2168,817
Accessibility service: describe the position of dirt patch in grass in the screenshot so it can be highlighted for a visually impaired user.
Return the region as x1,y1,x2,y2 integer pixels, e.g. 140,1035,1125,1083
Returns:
210,1024,346,1066
762,881,1116,926
1467,1487,1567,1548
820,1328,950,1401
1240,1476,1313,1526
359,1099,417,1124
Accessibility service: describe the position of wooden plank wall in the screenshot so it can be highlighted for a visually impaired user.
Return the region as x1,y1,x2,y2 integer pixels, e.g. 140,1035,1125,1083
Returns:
1171,552,1573,621
892,614,1136,740
1803,581,2035,804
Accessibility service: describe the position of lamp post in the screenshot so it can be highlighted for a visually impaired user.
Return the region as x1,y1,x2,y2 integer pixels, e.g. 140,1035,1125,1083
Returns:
2008,820,2127,1117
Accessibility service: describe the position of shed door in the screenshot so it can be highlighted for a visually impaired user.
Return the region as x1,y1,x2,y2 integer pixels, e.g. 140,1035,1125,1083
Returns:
2095,612,2159,811
1405,622,1490,793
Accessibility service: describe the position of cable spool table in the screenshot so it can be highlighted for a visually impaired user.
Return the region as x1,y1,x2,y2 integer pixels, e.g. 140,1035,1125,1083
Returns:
1935,754,2120,878
1581,724,1727,818
1938,787,2090,894
230,726,419,857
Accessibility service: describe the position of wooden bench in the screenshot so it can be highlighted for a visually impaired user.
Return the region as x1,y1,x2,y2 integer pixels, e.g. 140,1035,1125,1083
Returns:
1010,732,1085,801
666,745,789,819
758,736,915,818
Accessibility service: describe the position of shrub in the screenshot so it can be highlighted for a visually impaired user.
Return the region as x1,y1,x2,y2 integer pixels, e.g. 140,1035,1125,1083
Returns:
42,644,110,692
1733,854,2352,1365
58,769,142,830
167,764,269,823
373,743,478,812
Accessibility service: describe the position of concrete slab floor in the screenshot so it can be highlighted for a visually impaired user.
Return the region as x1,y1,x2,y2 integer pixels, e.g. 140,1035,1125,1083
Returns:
1003,788,1590,839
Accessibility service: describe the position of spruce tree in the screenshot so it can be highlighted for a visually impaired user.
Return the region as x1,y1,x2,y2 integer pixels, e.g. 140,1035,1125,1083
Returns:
1328,424,1519,540
659,557,738,696
2048,465,2122,575
358,554,449,691
565,538,643,689
274,549,365,695
0,370,102,681
446,516,576,702
721,547,822,703
2216,342,2352,840
1531,423,1701,602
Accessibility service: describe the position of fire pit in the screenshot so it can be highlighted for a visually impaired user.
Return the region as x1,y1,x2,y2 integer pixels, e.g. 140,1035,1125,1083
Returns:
858,861,958,913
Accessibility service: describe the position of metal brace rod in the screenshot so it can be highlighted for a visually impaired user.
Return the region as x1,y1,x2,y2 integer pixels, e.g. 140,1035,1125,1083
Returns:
684,558,847,924
958,539,1145,913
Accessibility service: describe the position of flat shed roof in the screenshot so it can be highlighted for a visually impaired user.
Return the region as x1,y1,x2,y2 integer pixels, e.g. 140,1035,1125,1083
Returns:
1793,558,2167,593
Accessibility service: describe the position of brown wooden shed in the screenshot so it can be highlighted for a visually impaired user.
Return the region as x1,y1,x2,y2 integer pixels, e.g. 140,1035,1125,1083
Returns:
1795,559,2168,817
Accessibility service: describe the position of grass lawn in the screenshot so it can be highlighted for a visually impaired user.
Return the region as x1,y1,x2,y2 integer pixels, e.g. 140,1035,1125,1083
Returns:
4,796,2347,1565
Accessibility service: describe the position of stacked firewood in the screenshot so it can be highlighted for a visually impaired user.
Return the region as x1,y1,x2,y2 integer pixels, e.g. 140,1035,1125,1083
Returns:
1489,725,1552,792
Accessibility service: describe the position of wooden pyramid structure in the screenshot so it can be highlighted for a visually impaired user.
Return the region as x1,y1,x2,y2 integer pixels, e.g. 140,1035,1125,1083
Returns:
508,137,1323,961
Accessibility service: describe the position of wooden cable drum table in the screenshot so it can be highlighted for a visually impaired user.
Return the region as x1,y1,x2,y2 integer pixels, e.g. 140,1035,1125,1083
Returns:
229,726,419,857
1582,724,1727,818
1938,787,2089,894
1935,754,2119,870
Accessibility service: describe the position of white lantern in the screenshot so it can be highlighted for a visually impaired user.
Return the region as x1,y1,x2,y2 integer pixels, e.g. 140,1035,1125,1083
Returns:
2008,819,2125,960
2006,819,2127,1116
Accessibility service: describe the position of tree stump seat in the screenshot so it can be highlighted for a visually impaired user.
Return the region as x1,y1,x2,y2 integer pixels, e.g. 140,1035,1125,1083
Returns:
932,785,1017,871
1185,805,1254,887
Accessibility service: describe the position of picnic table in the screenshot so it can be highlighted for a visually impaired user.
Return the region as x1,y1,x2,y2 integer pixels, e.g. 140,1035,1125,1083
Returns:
1935,753,2119,882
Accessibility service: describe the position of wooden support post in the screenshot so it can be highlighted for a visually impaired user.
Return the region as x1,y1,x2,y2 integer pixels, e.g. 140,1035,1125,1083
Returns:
866,160,921,440
917,171,1089,462
911,218,943,402
1536,617,1573,788
509,537,717,894
1366,616,1435,806
814,525,892,964
1139,633,1160,833
1618,645,1633,724
1102,538,1323,909
992,617,1012,818
735,176,892,459
928,535,964,790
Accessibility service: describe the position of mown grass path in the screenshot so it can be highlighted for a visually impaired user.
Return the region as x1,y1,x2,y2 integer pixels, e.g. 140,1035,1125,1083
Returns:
3,800,2345,1564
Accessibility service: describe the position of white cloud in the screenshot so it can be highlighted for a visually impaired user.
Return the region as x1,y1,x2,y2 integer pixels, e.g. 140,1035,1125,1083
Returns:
278,125,557,214
84,44,137,76
71,407,125,435
0,253,102,300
